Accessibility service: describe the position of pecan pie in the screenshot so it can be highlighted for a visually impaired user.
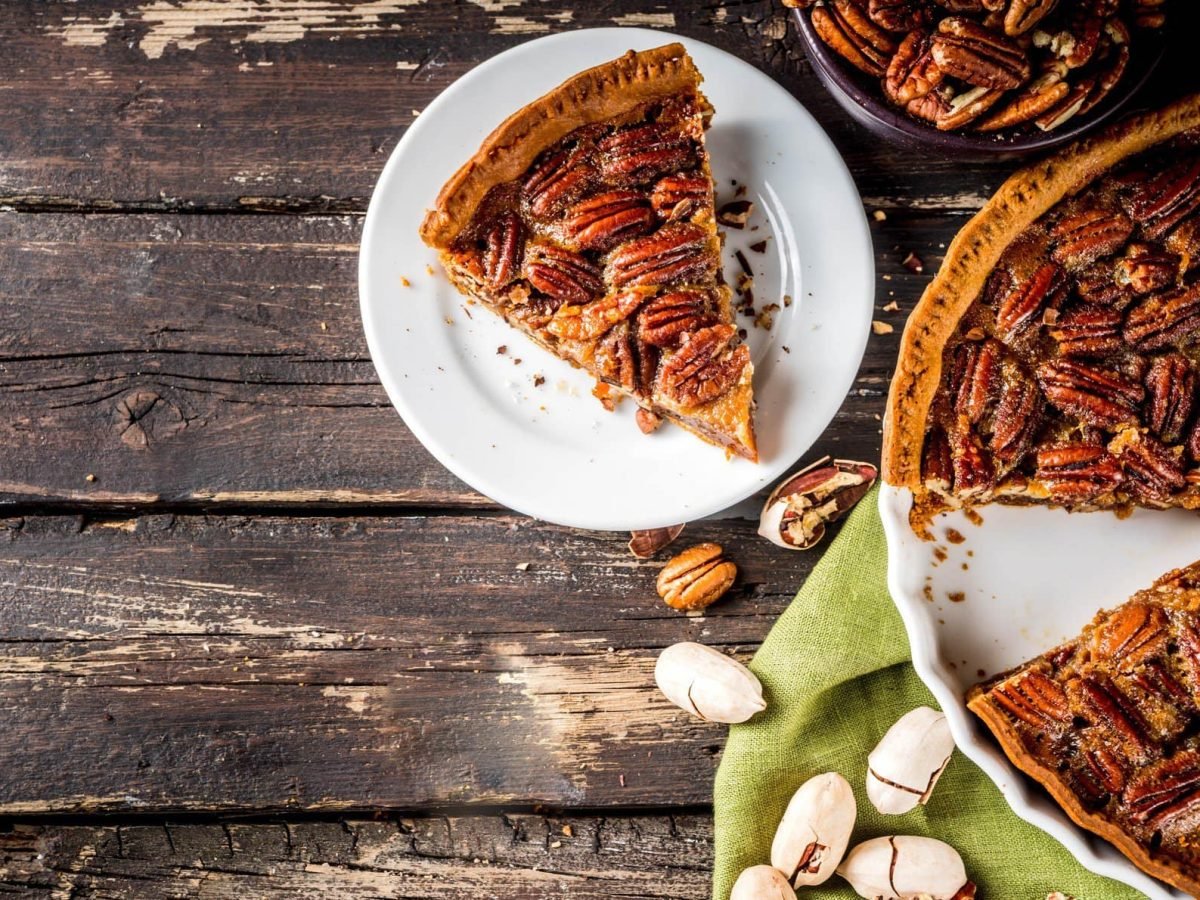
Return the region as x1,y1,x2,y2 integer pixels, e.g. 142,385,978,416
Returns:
969,560,1200,896
419,45,756,461
883,94,1200,530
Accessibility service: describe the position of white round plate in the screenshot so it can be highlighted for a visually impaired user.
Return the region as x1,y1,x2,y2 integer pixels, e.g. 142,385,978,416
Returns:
359,28,873,530
881,485,1196,899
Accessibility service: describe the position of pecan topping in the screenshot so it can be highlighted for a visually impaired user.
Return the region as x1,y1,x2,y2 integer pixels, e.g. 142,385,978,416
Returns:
607,223,713,288
922,426,954,491
1078,675,1152,753
1165,218,1200,273
995,263,1066,336
563,191,655,251
524,244,603,305
950,426,996,495
482,211,524,287
1124,283,1200,351
931,17,1031,90
1125,751,1200,828
638,290,716,348
659,324,747,408
1115,430,1186,502
1047,306,1123,357
1074,260,1133,308
1049,207,1134,270
1035,442,1123,501
1092,602,1167,671
524,152,592,217
868,0,928,31
598,124,694,184
1133,660,1191,708
1115,242,1180,295
951,338,1001,424
649,174,710,219
811,0,897,76
1037,360,1143,428
635,408,663,435
546,289,646,343
991,670,1070,728
1144,355,1196,444
1004,0,1057,36
594,325,642,395
1082,747,1127,796
933,0,1006,10
1123,157,1200,241
989,363,1041,464
885,30,945,105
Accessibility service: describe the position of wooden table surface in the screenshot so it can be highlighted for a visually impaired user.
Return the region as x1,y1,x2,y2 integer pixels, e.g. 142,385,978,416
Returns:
0,2,1192,897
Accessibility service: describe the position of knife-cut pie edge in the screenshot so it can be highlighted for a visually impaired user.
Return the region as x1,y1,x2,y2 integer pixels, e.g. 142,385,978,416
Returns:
882,94,1200,505
967,561,1200,898
419,44,703,250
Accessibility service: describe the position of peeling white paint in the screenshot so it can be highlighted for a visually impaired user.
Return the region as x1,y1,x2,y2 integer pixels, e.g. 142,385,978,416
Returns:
491,16,550,34
611,12,676,28
59,11,124,46
322,685,372,715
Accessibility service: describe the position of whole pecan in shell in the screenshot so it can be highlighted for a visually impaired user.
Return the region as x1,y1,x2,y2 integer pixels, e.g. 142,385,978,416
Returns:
1050,207,1134,270
931,17,1031,90
1037,359,1144,428
885,30,945,105
524,244,603,304
812,0,898,76
607,223,713,288
637,290,716,349
660,324,747,408
482,211,525,288
599,124,695,184
563,191,655,251
1143,355,1196,445
1124,283,1200,351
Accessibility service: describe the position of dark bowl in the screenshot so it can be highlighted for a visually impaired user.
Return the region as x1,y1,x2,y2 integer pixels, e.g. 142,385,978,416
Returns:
791,8,1166,161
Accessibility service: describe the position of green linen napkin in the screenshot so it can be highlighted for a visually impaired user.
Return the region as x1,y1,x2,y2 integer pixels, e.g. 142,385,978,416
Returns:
712,486,1143,900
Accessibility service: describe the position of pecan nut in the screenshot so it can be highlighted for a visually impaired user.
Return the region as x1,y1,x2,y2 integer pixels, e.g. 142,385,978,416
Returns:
1125,750,1200,828
1114,242,1180,295
868,0,929,32
1076,675,1152,755
1035,441,1124,502
976,68,1069,131
1144,354,1196,444
991,669,1071,727
563,191,655,251
937,84,1006,131
1078,39,1129,118
524,151,592,217
931,17,1031,90
1123,157,1200,241
599,124,694,184
989,362,1041,464
659,324,748,407
1074,260,1133,308
1033,76,1092,132
649,174,711,219
1114,429,1186,502
524,244,603,304
1037,359,1143,428
637,290,716,348
1124,283,1200,351
1047,305,1123,357
546,289,647,343
994,263,1067,336
1166,219,1200,274
1049,207,1134,270
593,323,657,396
811,0,897,76
656,542,737,611
933,0,1006,10
950,426,996,496
607,223,714,288
951,338,1001,424
922,426,954,491
884,29,945,105
1004,0,1058,36
482,211,524,287
1092,601,1168,671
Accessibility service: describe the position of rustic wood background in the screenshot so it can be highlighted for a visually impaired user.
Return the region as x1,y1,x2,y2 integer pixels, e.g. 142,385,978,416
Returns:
0,2,1192,896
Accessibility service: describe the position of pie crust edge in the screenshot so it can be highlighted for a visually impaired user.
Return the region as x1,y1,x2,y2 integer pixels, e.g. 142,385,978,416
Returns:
881,93,1200,497
967,561,1200,898
419,43,702,250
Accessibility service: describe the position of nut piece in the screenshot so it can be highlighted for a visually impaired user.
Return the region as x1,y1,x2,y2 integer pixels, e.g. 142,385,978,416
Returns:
931,17,1031,90
885,30,945,105
730,865,794,900
866,706,956,814
656,542,737,610
759,458,878,550
653,641,765,724
627,524,684,559
770,772,857,887
812,0,898,76
837,836,972,899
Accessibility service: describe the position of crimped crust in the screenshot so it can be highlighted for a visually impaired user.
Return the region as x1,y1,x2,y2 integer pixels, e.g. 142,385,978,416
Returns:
883,94,1200,494
968,561,1200,898
419,44,701,249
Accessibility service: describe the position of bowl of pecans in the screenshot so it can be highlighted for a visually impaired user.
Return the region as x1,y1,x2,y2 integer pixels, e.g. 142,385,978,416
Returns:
789,0,1167,157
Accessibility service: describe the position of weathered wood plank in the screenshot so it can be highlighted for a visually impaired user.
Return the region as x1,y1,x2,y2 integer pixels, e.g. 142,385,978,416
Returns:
7,0,1189,212
0,814,713,898
0,210,931,508
0,511,831,813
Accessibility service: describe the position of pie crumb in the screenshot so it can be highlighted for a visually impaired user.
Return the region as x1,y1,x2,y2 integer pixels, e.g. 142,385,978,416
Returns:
401,276,412,287
872,320,894,335
882,301,899,312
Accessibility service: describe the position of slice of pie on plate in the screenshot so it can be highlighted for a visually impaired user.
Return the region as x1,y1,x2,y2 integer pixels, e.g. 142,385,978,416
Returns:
969,560,1200,896
419,44,756,461
883,94,1200,532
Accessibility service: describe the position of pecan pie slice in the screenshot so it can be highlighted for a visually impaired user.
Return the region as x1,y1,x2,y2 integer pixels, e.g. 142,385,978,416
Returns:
969,560,1200,896
420,45,756,460
884,94,1200,530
